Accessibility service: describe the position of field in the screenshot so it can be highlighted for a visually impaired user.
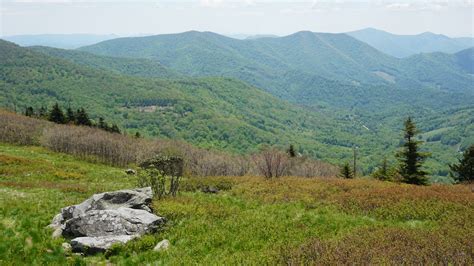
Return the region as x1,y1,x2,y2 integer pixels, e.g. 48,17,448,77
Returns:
0,143,473,265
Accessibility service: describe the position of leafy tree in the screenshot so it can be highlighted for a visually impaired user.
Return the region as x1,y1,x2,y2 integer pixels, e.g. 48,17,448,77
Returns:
397,117,429,185
339,162,353,179
75,108,92,126
449,145,474,183
110,124,121,134
66,107,75,123
287,144,296,157
24,106,34,117
48,103,66,124
135,132,141,138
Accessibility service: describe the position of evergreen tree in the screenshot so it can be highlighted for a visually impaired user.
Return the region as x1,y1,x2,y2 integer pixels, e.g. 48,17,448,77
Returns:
287,144,296,157
339,162,353,179
48,103,66,124
397,117,429,185
98,117,107,130
38,106,48,118
66,107,75,123
135,132,141,138
24,106,34,117
75,108,92,126
372,157,394,181
449,145,474,183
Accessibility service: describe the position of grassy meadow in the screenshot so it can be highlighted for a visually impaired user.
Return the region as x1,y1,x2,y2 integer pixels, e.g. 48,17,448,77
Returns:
0,143,473,265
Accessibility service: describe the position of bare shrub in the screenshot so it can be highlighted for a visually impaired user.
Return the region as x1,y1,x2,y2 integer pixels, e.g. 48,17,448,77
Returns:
0,110,50,145
288,156,338,178
137,139,250,177
253,147,289,178
41,125,137,166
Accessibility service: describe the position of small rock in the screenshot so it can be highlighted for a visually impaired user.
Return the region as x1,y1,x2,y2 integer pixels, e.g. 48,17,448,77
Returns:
153,239,170,252
70,235,137,254
62,242,72,252
201,186,219,194
52,227,63,239
125,169,136,175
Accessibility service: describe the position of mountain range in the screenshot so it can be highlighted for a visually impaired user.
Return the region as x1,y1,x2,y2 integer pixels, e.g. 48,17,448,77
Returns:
2,34,118,49
1,29,473,180
348,28,474,58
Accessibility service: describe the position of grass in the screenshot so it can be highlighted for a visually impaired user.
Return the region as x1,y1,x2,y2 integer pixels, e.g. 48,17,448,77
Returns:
0,143,473,265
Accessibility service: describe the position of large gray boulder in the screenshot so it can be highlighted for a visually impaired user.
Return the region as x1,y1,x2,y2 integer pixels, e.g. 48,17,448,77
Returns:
49,187,165,254
50,187,153,232
62,207,164,238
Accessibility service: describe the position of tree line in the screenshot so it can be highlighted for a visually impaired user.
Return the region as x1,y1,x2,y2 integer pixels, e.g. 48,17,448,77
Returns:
338,117,473,185
24,103,122,134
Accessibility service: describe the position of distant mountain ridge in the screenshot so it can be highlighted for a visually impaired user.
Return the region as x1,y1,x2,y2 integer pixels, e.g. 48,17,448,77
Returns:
347,28,474,58
2,34,119,49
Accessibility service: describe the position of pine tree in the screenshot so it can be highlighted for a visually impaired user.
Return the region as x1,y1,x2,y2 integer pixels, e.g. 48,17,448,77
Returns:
48,103,66,124
38,106,48,118
287,144,296,157
135,132,141,138
449,145,474,183
75,108,92,126
339,162,353,179
372,157,394,181
98,117,107,130
66,107,75,123
397,117,429,185
24,106,34,117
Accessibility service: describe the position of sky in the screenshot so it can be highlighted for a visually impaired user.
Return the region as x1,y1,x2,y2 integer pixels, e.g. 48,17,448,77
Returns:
1,0,473,37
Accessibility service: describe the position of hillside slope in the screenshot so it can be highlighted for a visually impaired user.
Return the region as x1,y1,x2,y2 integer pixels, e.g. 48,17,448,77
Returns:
1,143,473,264
30,46,181,79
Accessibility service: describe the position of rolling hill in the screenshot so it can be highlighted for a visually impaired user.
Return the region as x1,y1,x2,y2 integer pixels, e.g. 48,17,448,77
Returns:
348,28,474,58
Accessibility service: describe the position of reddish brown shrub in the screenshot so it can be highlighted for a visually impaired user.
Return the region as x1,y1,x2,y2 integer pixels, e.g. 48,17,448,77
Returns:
282,226,474,265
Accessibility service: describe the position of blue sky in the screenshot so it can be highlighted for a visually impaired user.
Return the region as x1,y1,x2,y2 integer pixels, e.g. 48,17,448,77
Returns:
1,0,473,37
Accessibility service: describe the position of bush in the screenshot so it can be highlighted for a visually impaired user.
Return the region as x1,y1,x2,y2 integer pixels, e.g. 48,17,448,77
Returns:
253,147,289,179
41,125,137,166
137,168,180,199
0,110,49,145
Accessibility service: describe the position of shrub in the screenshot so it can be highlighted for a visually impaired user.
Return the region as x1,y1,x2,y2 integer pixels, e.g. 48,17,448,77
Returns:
253,147,289,179
41,125,137,166
288,156,338,178
137,168,180,199
0,110,49,145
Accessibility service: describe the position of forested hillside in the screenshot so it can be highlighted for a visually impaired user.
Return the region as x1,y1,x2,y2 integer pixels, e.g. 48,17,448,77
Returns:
0,40,367,164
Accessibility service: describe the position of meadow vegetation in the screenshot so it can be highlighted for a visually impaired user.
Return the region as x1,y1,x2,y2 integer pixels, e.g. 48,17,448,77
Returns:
0,143,472,264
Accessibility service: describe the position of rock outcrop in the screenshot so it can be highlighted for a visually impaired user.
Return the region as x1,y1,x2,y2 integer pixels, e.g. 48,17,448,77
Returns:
49,187,165,254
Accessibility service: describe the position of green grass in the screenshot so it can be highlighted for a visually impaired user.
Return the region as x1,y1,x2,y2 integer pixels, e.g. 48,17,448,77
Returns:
0,143,472,265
